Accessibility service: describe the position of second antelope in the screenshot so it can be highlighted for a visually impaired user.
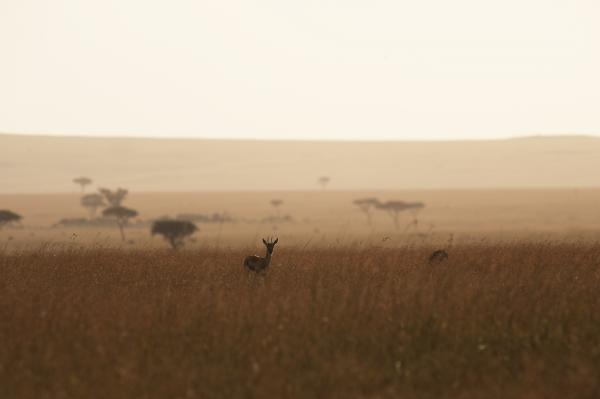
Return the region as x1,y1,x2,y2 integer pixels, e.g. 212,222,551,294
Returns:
244,237,278,273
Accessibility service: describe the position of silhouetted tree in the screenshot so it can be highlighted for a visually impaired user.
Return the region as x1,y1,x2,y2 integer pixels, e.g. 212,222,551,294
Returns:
81,193,105,219
376,201,424,230
0,210,21,229
317,176,331,190
352,197,380,226
99,188,128,206
151,220,197,250
102,206,138,241
270,199,283,217
73,177,92,193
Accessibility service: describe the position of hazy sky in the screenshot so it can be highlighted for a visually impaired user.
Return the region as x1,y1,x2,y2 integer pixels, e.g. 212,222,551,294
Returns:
1,0,599,141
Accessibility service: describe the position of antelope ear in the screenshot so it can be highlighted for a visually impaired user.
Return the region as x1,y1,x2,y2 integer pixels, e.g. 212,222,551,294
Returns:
274,238,278,244
262,238,268,245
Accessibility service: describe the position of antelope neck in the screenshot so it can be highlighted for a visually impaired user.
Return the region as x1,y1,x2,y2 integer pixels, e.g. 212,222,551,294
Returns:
264,249,272,264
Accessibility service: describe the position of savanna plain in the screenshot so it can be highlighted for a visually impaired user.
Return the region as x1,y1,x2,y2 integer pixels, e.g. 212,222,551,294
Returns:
2,189,600,398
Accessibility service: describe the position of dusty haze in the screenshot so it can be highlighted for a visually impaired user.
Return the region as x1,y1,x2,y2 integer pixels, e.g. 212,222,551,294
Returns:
1,134,599,193
2,133,599,249
2,1,599,140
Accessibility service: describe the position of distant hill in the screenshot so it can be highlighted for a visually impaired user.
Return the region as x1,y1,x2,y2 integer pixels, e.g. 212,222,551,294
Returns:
1,133,599,193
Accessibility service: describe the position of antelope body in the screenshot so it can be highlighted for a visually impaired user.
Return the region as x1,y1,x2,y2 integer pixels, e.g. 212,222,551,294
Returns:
244,238,278,272
428,234,453,263
428,249,449,263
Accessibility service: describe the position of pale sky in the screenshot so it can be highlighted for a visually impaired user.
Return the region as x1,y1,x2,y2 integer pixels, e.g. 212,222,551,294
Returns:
1,0,599,141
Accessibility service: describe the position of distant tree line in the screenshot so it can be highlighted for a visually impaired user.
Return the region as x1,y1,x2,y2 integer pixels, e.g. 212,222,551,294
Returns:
353,197,425,230
72,176,201,248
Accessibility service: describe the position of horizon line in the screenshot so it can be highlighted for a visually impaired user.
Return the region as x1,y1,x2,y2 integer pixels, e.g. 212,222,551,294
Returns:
2,186,600,197
1,131,599,143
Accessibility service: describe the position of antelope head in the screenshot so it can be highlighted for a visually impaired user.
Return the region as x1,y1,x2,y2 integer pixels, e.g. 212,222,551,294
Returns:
262,237,279,254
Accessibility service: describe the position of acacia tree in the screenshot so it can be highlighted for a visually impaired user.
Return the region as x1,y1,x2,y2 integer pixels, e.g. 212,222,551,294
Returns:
0,210,21,230
81,193,105,219
270,199,283,218
99,188,128,206
73,177,92,193
102,206,138,241
376,201,425,230
151,220,197,250
317,176,331,190
352,197,380,226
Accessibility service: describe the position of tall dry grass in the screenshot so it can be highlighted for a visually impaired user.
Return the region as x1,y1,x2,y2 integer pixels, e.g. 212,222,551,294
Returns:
1,243,600,398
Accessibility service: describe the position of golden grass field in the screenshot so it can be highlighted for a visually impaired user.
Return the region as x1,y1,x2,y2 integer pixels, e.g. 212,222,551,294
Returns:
2,244,600,398
2,189,600,398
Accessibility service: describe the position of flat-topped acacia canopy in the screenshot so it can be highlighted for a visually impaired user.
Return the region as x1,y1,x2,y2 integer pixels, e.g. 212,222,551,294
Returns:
0,210,22,227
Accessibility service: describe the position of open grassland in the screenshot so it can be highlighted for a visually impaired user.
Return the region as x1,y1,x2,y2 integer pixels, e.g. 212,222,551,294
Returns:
2,243,600,398
3,189,600,250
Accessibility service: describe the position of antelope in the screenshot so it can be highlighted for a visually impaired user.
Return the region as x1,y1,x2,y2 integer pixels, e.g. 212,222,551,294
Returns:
244,237,278,273
428,249,449,263
428,234,453,263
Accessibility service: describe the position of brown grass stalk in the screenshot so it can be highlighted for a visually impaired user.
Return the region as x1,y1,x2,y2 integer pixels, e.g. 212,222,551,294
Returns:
1,243,600,398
